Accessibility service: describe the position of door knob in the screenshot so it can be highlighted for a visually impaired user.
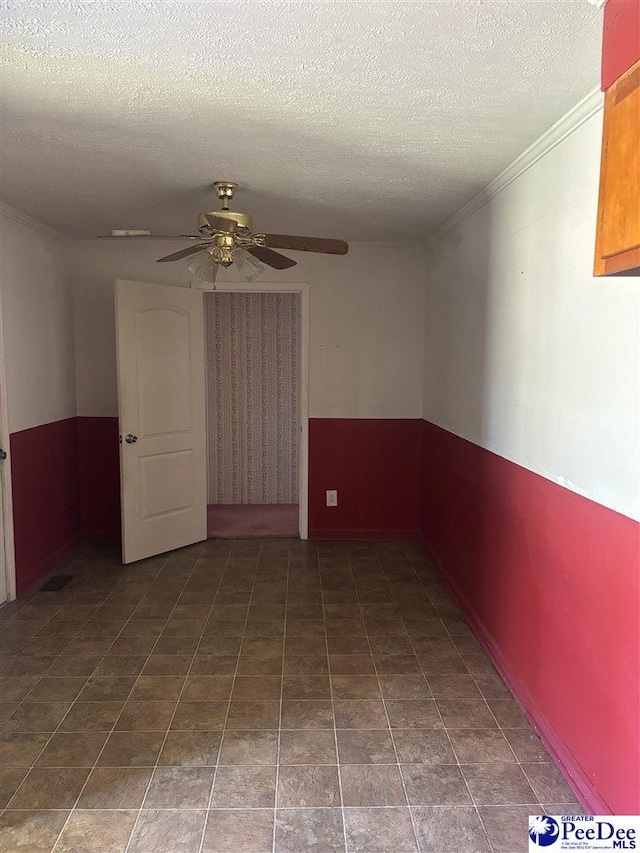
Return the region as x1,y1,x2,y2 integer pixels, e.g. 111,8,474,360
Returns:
124,434,138,444
0,448,7,460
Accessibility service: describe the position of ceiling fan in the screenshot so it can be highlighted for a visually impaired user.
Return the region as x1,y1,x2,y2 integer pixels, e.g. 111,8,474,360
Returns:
152,181,348,284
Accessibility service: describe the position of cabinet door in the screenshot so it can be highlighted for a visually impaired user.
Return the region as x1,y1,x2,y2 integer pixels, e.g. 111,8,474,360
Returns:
594,59,640,276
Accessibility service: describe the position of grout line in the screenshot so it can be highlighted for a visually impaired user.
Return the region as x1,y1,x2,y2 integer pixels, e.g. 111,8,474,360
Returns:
64,545,202,852
320,551,350,853
60,549,189,848
355,551,423,853
398,558,485,849
112,541,222,853
3,801,553,811
406,551,498,852
196,539,263,853
270,537,290,853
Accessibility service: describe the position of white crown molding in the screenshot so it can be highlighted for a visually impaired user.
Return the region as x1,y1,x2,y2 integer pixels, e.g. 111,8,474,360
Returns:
431,86,604,239
0,203,72,247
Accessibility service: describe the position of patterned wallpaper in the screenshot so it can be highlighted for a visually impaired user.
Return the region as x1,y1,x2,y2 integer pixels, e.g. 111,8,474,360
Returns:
205,292,300,504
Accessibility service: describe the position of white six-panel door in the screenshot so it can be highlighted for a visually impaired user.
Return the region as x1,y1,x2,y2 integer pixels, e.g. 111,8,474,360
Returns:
115,280,207,563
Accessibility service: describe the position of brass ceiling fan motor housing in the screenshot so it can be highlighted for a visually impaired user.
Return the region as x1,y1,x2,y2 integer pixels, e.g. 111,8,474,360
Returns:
197,209,253,237
198,181,253,238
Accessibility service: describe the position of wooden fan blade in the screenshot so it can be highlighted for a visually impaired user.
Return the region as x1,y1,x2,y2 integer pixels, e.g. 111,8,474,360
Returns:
97,235,200,240
247,245,297,269
263,234,348,255
205,214,237,232
157,243,212,263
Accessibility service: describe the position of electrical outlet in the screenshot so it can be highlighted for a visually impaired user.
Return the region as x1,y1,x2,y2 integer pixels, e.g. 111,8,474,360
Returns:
326,489,338,507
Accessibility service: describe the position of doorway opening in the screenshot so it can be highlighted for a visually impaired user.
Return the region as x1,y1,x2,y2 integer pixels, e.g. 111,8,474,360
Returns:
203,283,309,539
0,300,16,603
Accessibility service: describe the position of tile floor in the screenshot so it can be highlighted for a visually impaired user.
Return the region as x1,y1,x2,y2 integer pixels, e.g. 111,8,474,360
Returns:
0,538,582,853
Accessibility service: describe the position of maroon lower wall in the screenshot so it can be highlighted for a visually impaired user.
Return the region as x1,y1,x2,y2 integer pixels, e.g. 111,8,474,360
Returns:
77,416,121,540
10,418,81,595
10,416,122,596
309,418,421,538
72,416,423,541
420,418,640,815
72,416,424,543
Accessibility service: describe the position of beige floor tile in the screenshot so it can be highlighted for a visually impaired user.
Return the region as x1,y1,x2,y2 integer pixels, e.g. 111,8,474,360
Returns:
52,809,137,853
330,675,381,700
211,765,277,808
279,729,337,765
0,809,70,853
114,699,176,731
130,675,185,701
1,731,51,767
77,676,137,702
127,809,206,853
226,699,280,730
143,766,214,808
340,764,406,807
401,764,472,805
158,731,221,766
203,809,275,853
479,805,533,853
76,767,153,809
219,730,279,765
4,702,71,732
59,701,124,732
8,766,90,809
35,732,108,767
275,808,345,853
336,729,396,764
333,699,388,729
171,700,228,731
392,729,455,764
344,807,418,853
462,763,538,805
25,677,88,702
97,731,165,767
448,728,515,763
412,805,491,852
0,766,28,807
277,764,341,807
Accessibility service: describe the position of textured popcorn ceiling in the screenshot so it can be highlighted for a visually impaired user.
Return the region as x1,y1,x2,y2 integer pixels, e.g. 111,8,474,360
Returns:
1,0,601,240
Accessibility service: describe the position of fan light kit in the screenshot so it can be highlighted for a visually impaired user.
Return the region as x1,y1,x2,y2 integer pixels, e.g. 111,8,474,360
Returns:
154,181,349,283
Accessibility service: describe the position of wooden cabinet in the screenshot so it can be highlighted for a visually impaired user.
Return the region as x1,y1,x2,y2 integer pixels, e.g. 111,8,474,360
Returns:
594,59,640,276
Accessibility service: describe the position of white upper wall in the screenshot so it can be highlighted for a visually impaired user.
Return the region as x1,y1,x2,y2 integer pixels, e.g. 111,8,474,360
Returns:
72,243,427,420
422,98,640,521
1,208,76,433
